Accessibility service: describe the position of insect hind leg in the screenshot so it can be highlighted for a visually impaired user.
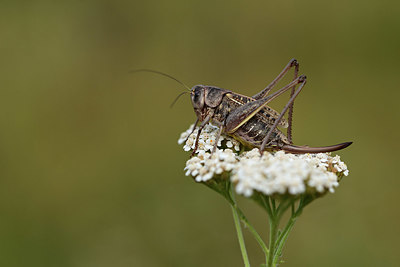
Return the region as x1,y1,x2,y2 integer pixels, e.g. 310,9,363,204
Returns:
252,58,300,144
252,58,299,100
260,75,307,154
287,61,299,144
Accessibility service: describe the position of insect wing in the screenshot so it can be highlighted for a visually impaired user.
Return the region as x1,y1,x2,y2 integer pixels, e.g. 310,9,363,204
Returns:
225,93,289,128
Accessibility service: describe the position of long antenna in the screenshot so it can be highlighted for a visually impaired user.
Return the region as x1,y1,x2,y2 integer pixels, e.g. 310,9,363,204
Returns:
170,91,189,108
130,69,191,91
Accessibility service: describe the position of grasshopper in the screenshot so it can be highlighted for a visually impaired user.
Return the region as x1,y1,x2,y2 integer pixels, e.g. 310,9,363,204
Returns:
187,59,352,155
136,59,352,155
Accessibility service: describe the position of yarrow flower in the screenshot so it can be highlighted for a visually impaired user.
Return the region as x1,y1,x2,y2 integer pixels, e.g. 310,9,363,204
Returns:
178,122,350,267
184,149,238,182
178,124,241,153
178,123,349,197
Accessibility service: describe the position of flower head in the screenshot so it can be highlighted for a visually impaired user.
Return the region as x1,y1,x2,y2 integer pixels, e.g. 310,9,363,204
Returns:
179,123,349,197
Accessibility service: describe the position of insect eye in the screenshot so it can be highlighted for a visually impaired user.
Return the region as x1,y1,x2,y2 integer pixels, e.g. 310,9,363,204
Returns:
191,86,205,108
193,88,202,102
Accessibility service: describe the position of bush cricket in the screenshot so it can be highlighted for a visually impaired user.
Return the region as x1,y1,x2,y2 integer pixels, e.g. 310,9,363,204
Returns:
135,59,352,155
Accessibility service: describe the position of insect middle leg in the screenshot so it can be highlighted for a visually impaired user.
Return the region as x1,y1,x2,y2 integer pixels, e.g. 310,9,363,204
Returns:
212,126,224,154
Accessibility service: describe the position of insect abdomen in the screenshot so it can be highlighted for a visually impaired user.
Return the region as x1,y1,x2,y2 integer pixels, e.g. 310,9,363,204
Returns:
232,117,289,149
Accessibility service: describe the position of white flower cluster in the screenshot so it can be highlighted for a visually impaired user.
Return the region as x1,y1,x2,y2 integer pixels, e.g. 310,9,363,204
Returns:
178,124,241,153
232,150,348,197
179,124,349,197
185,149,238,182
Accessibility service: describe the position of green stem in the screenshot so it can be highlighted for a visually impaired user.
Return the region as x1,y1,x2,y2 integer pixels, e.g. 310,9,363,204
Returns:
205,180,269,256
273,215,297,264
267,197,303,266
267,215,279,267
272,195,315,264
274,212,294,252
232,205,269,255
271,198,276,212
276,197,295,220
231,205,250,267
262,195,274,219
229,184,269,258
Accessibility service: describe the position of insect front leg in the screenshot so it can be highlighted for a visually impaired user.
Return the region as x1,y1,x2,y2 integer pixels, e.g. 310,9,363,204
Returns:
260,76,307,154
192,113,213,156
184,118,199,143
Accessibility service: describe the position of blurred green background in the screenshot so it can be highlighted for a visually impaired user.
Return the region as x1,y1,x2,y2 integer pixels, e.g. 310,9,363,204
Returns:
1,0,399,266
